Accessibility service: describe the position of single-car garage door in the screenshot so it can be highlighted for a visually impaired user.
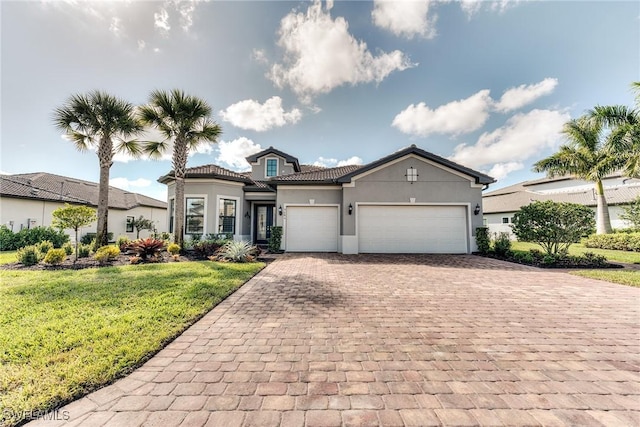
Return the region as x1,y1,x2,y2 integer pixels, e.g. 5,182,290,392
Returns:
358,205,468,254
286,206,339,252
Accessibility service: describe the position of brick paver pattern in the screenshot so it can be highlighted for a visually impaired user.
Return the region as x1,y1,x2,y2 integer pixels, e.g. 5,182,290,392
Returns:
29,254,640,426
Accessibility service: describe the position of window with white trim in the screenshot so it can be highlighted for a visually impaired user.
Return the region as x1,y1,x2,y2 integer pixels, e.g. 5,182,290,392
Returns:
218,199,236,234
266,158,278,177
185,197,205,234
406,167,418,182
502,217,510,224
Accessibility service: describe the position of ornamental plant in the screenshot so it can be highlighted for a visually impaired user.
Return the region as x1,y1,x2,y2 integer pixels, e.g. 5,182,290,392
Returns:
52,204,97,261
43,248,67,265
126,238,165,261
94,245,120,264
511,200,595,256
16,245,42,266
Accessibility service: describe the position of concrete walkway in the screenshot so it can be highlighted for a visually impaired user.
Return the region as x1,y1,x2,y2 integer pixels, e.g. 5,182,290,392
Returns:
29,254,640,426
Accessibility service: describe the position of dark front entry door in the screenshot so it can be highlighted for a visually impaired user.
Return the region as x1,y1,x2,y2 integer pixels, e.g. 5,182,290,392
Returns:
254,205,276,244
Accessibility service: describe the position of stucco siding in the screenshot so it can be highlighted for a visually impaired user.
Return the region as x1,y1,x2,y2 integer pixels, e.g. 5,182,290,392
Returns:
250,155,296,181
276,187,342,229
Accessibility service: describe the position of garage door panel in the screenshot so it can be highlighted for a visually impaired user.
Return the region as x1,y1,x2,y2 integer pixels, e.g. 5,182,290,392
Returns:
286,206,338,252
358,205,467,254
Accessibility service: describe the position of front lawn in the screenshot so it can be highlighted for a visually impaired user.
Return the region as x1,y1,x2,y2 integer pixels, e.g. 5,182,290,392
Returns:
570,270,640,288
510,241,640,264
0,251,16,265
0,261,264,427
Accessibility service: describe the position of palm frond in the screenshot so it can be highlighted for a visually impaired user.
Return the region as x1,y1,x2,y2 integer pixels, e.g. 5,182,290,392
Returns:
114,138,143,159
143,140,170,160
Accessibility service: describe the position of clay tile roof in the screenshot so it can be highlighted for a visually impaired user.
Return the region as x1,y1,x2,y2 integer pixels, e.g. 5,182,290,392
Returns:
1,173,166,209
158,164,252,184
269,165,363,184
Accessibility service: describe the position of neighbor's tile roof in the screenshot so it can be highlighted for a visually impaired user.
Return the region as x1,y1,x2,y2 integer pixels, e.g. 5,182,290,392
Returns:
483,184,640,213
0,173,166,209
269,165,363,183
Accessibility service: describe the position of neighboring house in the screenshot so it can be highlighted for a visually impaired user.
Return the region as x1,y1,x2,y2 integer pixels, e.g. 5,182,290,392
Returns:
158,145,495,254
0,172,167,240
483,175,640,236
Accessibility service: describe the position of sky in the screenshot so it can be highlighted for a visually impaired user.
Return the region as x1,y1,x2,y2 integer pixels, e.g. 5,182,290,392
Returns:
1,0,638,203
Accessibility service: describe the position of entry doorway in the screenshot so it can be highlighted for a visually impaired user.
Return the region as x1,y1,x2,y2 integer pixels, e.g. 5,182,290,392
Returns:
254,204,276,245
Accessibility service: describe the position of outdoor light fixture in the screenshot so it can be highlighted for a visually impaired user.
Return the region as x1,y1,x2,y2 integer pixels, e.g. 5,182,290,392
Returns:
244,211,250,219
278,205,283,216
348,203,353,215
474,204,481,215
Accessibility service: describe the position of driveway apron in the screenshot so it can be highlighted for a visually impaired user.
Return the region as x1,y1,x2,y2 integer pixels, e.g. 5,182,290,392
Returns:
28,254,640,426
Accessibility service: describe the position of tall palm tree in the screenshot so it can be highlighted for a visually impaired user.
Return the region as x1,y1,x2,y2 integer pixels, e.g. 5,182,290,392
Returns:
53,91,142,247
139,89,222,248
533,116,624,234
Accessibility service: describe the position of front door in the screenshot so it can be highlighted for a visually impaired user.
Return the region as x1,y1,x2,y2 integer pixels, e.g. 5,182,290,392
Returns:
254,205,276,244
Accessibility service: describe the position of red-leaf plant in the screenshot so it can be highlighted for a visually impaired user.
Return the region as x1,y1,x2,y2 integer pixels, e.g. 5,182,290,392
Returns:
126,238,165,261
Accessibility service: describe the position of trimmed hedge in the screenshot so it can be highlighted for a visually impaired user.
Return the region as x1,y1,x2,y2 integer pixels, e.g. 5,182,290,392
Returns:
0,226,69,251
583,233,640,252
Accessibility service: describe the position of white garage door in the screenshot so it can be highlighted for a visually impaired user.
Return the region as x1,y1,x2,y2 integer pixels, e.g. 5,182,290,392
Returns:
286,206,339,252
358,205,468,254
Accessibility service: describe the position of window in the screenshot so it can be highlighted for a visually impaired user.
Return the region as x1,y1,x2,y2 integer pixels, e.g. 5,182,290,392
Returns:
266,158,278,177
502,217,510,224
185,197,205,234
406,167,418,182
126,216,135,233
169,199,175,233
219,199,236,234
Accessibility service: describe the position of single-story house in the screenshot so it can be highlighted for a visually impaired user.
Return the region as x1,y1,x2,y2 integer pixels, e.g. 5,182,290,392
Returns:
158,145,495,254
483,174,640,236
0,172,167,239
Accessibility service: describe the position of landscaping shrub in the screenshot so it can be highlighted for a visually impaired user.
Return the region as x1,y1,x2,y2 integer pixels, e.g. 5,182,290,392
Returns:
193,240,226,259
116,235,131,252
77,244,91,258
0,225,18,250
16,245,42,266
492,232,511,257
36,240,54,255
475,227,490,254
268,226,283,253
217,241,259,263
94,245,120,264
583,232,640,252
62,242,74,256
80,232,113,245
126,238,165,261
511,201,595,256
167,243,181,256
43,248,66,265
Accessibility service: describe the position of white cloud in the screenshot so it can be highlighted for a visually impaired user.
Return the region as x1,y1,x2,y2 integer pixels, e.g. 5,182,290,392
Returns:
109,177,152,190
252,48,269,65
313,156,363,167
137,39,146,51
177,1,196,33
495,78,558,112
215,138,263,171
485,162,524,181
392,90,493,137
269,0,413,103
154,7,170,34
450,109,570,170
372,0,437,39
219,97,302,132
109,16,122,37
460,0,518,18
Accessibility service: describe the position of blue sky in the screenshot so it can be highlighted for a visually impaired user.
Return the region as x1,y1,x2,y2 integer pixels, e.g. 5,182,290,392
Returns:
1,0,638,202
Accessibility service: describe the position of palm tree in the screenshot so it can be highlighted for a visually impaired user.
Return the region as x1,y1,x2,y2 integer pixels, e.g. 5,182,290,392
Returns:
53,91,142,247
139,89,222,248
533,116,624,234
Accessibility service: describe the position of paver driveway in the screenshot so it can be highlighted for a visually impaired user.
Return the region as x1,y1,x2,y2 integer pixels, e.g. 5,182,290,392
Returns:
30,254,639,427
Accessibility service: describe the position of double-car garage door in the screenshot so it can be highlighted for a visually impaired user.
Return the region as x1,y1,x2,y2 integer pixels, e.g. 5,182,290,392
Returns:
285,204,468,253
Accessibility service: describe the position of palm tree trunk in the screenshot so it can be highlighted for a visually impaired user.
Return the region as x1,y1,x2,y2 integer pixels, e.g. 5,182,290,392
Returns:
595,180,613,234
96,136,113,247
173,139,188,248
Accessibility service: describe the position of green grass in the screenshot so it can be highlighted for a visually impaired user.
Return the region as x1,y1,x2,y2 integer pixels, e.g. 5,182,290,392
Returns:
510,241,640,264
0,251,16,265
570,270,640,287
0,261,264,427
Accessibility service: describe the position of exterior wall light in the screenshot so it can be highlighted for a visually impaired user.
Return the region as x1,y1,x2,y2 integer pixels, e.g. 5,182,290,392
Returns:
244,211,250,219
474,204,481,215
278,205,283,216
348,203,353,215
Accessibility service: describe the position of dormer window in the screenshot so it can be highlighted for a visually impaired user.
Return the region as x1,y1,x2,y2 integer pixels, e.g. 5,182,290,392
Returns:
266,158,278,177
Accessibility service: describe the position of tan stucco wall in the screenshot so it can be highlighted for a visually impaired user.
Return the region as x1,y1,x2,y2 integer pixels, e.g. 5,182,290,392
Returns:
249,155,296,181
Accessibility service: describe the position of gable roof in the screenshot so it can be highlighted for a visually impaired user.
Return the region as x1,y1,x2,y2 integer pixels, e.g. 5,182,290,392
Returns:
336,145,495,185
245,147,301,172
1,173,166,209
